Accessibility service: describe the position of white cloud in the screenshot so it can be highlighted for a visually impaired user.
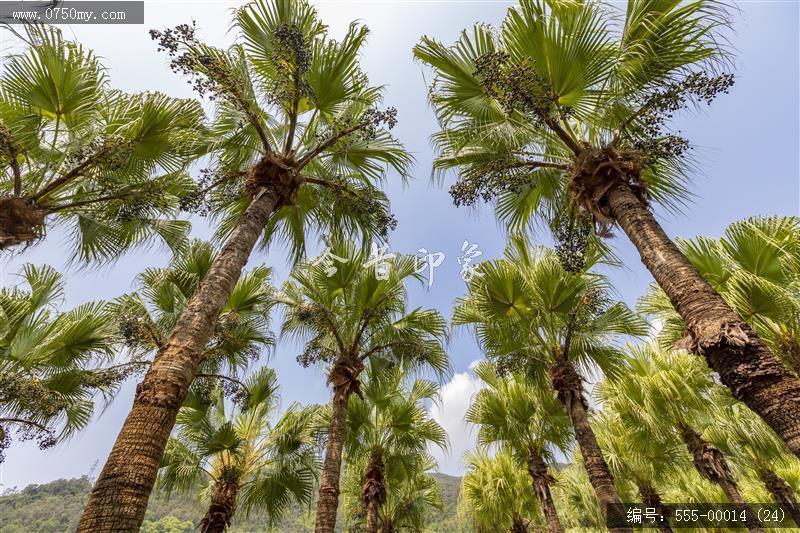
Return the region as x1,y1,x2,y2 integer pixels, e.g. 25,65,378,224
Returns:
428,369,484,475
648,317,664,339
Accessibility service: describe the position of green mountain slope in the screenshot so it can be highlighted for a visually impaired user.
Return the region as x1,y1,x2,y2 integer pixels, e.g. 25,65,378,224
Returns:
0,474,463,532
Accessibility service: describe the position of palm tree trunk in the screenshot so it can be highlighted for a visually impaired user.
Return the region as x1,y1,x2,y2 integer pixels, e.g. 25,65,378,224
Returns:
636,481,673,533
527,447,563,533
549,359,630,533
315,382,352,532
510,516,528,533
757,466,800,526
362,450,386,533
77,187,280,532
366,503,380,533
677,423,763,533
606,181,800,457
199,478,240,533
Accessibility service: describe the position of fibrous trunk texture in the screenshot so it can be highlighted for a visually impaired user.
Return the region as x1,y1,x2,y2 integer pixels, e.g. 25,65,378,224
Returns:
678,423,762,532
199,479,240,533
757,466,800,526
549,359,630,533
362,450,386,533
0,197,45,250
527,447,563,533
606,181,800,457
315,363,359,533
637,481,673,533
510,516,528,533
77,185,280,532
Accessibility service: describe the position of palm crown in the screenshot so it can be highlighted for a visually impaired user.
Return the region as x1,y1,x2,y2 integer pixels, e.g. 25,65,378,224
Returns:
158,367,323,529
151,0,412,261
453,235,646,380
460,448,541,532
341,362,447,531
467,361,571,467
345,363,448,464
593,408,687,496
640,215,800,373
0,25,203,260
113,240,275,383
365,456,443,532
597,343,714,436
0,264,123,456
277,240,450,388
414,0,731,232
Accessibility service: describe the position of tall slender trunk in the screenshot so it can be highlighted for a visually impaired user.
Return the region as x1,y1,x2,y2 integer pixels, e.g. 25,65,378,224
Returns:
77,187,280,532
636,481,673,533
757,466,800,526
199,478,240,533
527,447,563,533
315,383,352,532
549,359,630,533
678,423,763,533
606,182,800,457
366,501,380,533
362,450,386,533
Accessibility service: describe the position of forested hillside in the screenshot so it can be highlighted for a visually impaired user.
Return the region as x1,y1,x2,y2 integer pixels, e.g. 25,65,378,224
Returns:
0,475,462,532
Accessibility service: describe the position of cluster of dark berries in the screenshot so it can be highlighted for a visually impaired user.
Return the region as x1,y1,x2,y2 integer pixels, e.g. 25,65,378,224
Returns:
297,342,336,368
267,23,314,107
551,212,592,274
319,177,397,237
114,189,171,223
65,135,133,178
493,351,530,378
80,364,147,390
572,286,607,332
150,23,232,101
635,134,691,165
363,107,398,131
178,168,225,215
0,373,69,422
16,423,57,451
473,52,557,124
628,72,734,148
118,312,150,348
449,158,541,208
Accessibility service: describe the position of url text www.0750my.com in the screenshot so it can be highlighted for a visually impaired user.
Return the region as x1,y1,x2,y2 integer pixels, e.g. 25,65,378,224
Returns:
0,1,144,24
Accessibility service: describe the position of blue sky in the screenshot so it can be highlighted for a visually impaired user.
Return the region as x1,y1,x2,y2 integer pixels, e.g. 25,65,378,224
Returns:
1,0,798,489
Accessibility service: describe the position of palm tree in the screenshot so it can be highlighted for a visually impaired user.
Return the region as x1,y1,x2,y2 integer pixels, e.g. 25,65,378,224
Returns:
364,458,443,533
453,235,646,530
157,367,322,532
466,361,572,533
414,0,800,455
0,25,200,260
276,241,449,532
460,449,541,533
600,344,764,532
0,264,123,459
593,410,685,533
703,391,800,526
113,239,275,390
641,216,800,374
551,462,606,530
80,0,411,527
342,455,443,533
342,361,448,533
